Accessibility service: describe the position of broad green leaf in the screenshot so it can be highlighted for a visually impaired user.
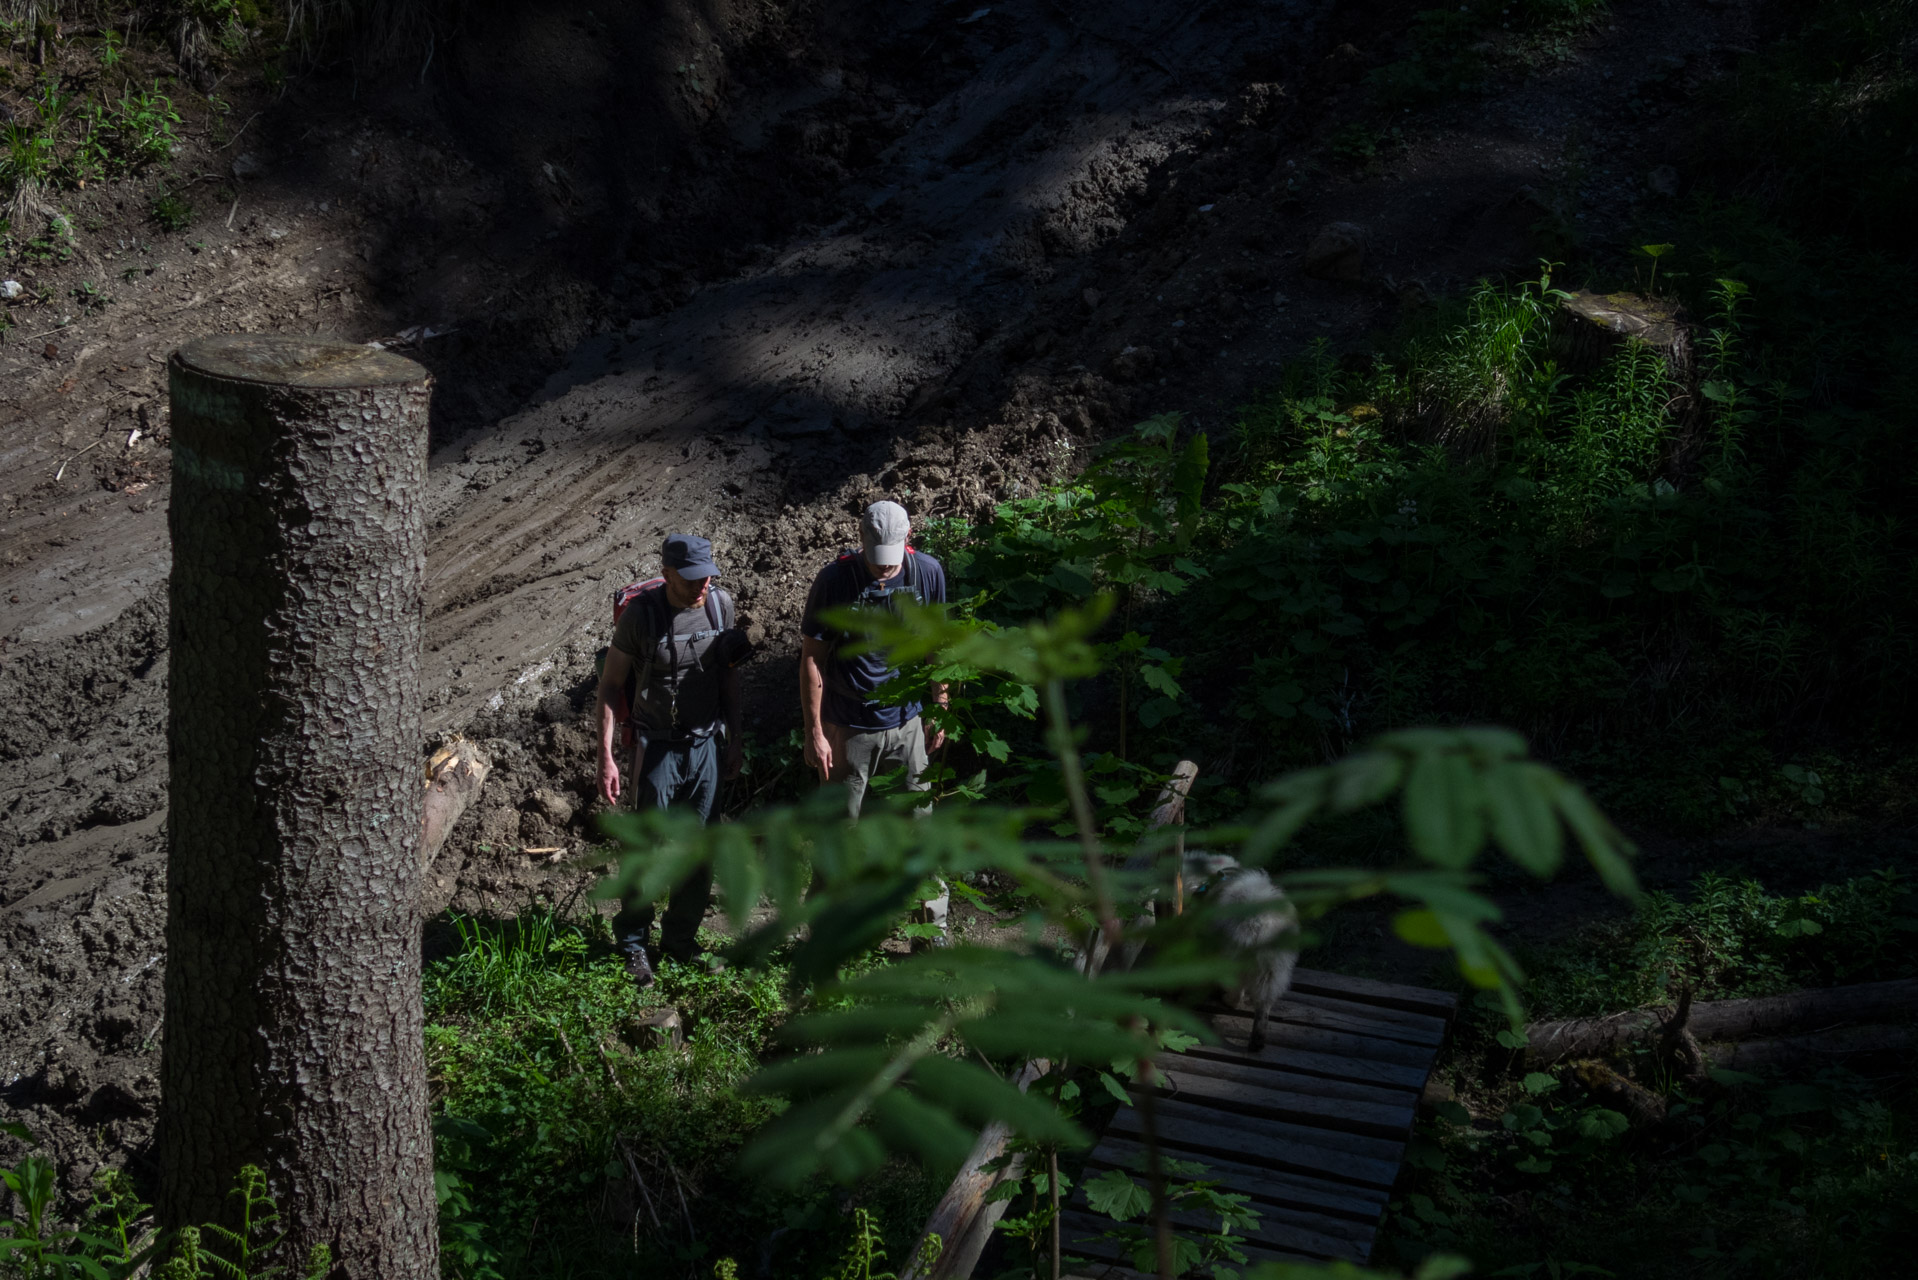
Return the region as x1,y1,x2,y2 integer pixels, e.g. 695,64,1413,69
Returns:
1392,908,1450,948
1083,1168,1152,1222
1173,430,1210,540
1403,751,1485,868
711,834,763,932
1576,1108,1629,1141
1549,777,1637,896
1329,751,1402,812
1483,761,1564,876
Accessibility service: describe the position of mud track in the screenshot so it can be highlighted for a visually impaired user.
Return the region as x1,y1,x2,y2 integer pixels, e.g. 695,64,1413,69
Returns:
2,0,1752,1182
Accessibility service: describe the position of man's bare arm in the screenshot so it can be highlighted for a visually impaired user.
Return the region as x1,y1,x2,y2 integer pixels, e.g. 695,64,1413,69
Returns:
596,647,633,805
799,636,834,782
925,679,949,751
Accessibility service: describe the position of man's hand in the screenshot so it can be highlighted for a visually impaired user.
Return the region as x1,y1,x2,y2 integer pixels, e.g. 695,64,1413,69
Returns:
598,753,622,806
924,717,946,753
723,738,744,782
803,727,834,784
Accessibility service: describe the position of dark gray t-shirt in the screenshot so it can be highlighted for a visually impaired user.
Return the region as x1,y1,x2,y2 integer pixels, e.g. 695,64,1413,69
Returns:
610,587,745,739
801,551,947,731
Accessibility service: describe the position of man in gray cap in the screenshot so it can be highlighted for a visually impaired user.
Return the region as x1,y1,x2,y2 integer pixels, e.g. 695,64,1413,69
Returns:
800,500,952,941
595,533,752,987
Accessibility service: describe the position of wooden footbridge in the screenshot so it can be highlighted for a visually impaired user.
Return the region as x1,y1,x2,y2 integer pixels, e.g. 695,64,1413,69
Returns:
904,968,1456,1278
904,763,1459,1278
1062,969,1456,1275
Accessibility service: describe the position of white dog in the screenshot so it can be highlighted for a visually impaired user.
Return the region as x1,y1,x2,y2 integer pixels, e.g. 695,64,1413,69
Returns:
1185,852,1300,1053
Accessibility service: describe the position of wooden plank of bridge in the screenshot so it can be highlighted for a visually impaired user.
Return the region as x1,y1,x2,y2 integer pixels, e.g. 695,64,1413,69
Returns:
1068,969,1457,1269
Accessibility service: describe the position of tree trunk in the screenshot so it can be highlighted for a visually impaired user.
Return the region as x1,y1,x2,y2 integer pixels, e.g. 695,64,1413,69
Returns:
1526,979,1918,1066
1708,1023,1916,1072
162,335,437,1278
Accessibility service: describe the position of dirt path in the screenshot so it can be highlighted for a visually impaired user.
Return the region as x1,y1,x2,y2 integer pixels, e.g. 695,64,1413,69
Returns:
1,0,1755,1180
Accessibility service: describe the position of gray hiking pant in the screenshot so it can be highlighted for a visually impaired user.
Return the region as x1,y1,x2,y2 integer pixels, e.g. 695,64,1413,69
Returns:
824,716,948,942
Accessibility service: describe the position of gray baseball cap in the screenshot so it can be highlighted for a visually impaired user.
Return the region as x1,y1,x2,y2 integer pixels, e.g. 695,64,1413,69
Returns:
860,500,910,564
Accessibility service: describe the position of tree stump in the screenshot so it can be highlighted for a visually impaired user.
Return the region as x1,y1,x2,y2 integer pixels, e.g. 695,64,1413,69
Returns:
1557,290,1703,481
420,738,492,916
162,335,436,1278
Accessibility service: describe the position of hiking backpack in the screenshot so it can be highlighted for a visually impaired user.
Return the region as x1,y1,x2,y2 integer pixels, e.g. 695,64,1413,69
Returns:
597,577,727,749
832,546,926,611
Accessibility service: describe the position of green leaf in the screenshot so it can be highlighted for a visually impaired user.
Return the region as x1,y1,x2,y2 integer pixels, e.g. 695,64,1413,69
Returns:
1496,1028,1529,1050
1139,664,1183,697
0,1121,29,1142
1513,1156,1552,1174
1708,1068,1763,1087
1172,430,1210,536
1392,908,1450,948
1098,1071,1133,1106
1575,1108,1629,1141
1136,695,1179,728
1482,761,1564,876
1329,751,1403,812
1522,1072,1559,1096
1403,750,1485,868
1549,776,1637,896
1084,1168,1153,1222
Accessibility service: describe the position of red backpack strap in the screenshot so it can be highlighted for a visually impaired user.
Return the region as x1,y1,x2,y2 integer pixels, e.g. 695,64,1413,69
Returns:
613,576,666,625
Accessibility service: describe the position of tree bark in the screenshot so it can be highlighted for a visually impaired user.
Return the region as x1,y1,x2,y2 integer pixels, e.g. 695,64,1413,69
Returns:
162,335,437,1278
1708,1024,1916,1072
1526,979,1918,1066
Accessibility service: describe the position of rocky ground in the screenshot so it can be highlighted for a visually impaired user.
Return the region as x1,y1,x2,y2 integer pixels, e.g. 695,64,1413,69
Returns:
1,0,1761,1183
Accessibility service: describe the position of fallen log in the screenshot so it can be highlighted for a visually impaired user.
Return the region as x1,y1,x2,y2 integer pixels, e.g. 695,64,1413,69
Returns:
1708,1023,1916,1073
1526,979,1918,1066
420,738,491,915
897,1061,1050,1280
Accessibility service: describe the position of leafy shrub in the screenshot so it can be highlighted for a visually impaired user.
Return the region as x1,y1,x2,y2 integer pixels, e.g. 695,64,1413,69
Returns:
1525,869,1918,1018
422,907,934,1278
1395,1055,1918,1278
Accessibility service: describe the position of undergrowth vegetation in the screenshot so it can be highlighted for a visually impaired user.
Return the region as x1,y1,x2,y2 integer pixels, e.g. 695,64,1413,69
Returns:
921,237,1913,835
420,908,942,1280
1384,871,1918,1278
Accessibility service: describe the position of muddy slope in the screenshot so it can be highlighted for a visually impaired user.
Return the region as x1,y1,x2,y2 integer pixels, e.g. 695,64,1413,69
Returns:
2,0,1754,1180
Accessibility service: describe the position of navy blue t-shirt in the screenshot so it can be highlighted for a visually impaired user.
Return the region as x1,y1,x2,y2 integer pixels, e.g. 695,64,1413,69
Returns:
802,550,948,731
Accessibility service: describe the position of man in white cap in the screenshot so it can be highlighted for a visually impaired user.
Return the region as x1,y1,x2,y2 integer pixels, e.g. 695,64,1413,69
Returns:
799,500,952,939
799,500,950,804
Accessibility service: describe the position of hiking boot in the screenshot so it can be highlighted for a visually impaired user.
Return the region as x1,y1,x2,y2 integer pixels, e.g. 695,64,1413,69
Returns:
623,946,656,991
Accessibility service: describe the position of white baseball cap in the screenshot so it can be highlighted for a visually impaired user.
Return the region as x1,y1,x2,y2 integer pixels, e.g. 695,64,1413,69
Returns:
860,500,910,564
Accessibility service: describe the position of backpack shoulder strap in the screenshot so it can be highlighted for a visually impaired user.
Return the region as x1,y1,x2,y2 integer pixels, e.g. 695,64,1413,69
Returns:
704,588,725,632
